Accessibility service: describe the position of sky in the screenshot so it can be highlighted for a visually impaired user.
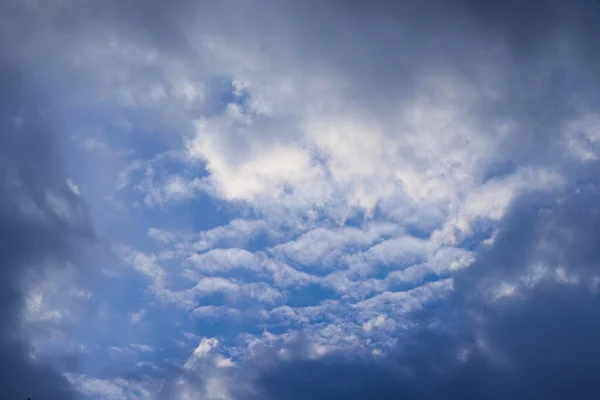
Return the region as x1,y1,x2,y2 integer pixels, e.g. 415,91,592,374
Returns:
2,0,600,399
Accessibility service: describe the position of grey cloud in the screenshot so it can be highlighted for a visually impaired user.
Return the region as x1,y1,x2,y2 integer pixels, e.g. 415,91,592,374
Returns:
282,0,600,166
183,0,600,173
0,48,92,399
12,0,597,163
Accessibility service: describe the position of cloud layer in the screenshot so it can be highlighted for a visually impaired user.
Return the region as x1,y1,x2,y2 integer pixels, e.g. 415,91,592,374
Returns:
0,48,91,399
4,0,600,399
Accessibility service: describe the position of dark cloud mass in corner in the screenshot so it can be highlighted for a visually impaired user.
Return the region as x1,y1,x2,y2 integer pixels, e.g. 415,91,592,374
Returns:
0,51,89,399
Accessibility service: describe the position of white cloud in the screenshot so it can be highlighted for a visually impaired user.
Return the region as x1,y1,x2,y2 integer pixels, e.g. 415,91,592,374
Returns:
192,219,271,252
117,245,166,286
188,248,260,274
166,277,285,308
66,373,152,400
354,279,454,319
143,175,210,207
431,167,562,247
129,309,146,324
66,178,80,196
192,305,241,320
108,346,135,354
185,337,221,368
385,246,475,284
177,70,502,229
148,227,178,244
187,106,327,204
130,344,154,352
262,259,318,288
270,223,400,269
192,277,240,296
174,338,237,400
362,314,395,334
351,236,429,269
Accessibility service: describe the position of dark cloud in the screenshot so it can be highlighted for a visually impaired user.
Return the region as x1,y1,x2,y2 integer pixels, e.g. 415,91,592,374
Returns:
0,48,92,399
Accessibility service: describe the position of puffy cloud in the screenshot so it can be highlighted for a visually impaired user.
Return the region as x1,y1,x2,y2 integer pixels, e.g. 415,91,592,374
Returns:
194,219,272,250
271,223,400,269
188,248,260,274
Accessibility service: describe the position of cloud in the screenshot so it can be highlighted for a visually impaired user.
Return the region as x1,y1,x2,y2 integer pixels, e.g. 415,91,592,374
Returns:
155,337,240,400
192,219,272,250
191,305,241,321
130,344,154,353
188,248,260,274
249,176,600,400
0,48,91,399
66,373,151,400
114,0,600,398
118,245,167,286
8,0,600,399
129,309,146,324
270,223,400,269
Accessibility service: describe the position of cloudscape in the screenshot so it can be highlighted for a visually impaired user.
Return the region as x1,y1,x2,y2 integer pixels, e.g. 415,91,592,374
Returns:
2,0,600,399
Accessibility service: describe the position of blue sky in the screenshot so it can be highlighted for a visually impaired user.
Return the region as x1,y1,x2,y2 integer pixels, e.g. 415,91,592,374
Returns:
3,1,600,399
